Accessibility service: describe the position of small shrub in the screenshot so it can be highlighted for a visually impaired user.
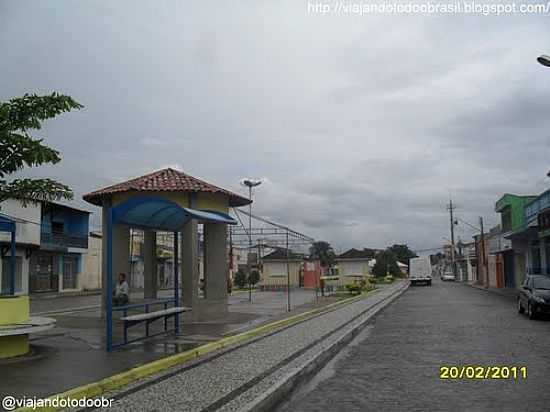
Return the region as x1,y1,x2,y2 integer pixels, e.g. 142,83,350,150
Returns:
234,269,247,288
345,283,362,295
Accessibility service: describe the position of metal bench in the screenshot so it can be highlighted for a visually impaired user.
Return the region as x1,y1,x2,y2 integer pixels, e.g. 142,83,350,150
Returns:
112,299,191,348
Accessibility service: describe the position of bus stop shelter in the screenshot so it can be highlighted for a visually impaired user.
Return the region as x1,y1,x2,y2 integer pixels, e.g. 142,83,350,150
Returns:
83,168,251,351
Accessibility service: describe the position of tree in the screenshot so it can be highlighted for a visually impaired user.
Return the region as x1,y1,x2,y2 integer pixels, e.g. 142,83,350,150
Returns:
248,269,260,287
389,244,417,265
0,93,83,204
309,241,335,268
372,249,400,278
234,269,247,289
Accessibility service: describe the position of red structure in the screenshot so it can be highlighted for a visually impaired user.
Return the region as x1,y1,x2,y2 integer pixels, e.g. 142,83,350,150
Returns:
303,259,322,289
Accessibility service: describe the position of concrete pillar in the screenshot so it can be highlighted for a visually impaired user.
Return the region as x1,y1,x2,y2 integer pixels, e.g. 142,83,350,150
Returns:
181,219,199,309
101,201,130,316
101,202,110,318
113,225,130,283
143,230,157,299
202,222,228,319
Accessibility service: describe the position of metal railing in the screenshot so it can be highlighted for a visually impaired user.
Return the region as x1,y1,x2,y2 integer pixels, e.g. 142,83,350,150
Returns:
525,189,550,226
40,232,88,249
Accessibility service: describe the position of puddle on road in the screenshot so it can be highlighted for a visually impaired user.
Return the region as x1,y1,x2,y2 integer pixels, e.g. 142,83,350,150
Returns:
277,323,375,410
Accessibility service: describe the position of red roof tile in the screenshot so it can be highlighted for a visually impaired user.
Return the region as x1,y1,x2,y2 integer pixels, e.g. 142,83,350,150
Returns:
83,168,251,207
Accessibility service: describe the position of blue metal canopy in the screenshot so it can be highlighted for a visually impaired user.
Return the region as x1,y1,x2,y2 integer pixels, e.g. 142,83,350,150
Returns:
111,197,237,230
0,215,16,233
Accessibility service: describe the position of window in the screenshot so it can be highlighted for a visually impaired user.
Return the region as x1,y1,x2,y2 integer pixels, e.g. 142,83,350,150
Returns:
501,209,512,232
52,221,64,234
533,277,550,290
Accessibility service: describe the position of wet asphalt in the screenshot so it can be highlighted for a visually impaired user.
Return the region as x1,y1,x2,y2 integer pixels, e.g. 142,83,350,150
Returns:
278,279,550,412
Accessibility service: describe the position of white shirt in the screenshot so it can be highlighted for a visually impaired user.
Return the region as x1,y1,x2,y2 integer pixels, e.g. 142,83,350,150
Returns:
115,280,129,296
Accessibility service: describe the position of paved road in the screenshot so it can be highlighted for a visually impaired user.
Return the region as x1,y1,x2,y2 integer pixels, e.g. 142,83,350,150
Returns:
279,279,550,412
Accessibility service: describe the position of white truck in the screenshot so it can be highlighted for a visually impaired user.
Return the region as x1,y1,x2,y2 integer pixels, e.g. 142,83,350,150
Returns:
409,256,432,286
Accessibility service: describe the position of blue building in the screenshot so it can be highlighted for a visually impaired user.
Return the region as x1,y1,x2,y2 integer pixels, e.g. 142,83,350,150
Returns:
30,202,90,293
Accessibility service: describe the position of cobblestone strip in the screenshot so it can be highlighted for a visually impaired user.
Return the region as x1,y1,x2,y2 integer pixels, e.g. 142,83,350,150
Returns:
90,282,407,412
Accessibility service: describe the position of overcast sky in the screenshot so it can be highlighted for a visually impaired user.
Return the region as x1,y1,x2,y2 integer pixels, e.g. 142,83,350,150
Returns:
1,1,549,253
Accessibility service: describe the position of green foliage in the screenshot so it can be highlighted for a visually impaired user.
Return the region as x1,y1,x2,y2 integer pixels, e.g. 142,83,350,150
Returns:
234,269,247,288
389,244,417,265
345,278,376,294
372,249,401,278
309,241,335,268
248,269,260,286
345,283,362,294
384,275,395,283
0,93,83,204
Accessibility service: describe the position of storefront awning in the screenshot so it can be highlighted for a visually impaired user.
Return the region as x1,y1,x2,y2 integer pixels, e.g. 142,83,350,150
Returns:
0,215,15,233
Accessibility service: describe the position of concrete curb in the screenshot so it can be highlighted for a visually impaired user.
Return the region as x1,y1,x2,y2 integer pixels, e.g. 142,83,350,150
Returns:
240,281,409,412
16,288,382,412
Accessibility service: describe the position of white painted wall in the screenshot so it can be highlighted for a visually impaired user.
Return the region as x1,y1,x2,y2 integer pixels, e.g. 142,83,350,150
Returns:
0,199,41,246
338,260,369,276
0,247,30,295
81,235,102,290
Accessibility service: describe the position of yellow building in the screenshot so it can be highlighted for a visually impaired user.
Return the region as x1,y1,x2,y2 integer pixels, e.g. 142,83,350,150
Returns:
260,249,303,290
335,248,378,286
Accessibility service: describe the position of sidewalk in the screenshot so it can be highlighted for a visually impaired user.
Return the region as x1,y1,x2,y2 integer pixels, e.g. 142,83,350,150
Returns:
465,282,519,300
29,289,257,315
0,288,338,400
88,281,407,412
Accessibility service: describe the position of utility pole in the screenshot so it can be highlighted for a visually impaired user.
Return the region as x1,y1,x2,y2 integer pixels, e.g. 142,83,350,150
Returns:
286,229,291,312
241,178,262,303
479,216,488,289
248,185,253,302
447,199,457,278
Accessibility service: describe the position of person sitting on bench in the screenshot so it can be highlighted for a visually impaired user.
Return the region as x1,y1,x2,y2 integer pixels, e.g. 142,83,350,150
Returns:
113,272,129,306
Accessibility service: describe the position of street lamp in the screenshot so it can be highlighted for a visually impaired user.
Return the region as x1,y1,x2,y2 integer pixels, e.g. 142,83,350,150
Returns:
537,55,550,67
240,178,262,302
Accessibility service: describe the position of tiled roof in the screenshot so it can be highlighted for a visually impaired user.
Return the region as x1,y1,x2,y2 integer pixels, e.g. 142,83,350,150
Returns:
83,168,251,207
337,248,378,260
262,248,304,261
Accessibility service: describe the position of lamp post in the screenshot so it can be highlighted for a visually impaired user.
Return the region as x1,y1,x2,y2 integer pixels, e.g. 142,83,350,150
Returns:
241,178,262,302
537,55,550,67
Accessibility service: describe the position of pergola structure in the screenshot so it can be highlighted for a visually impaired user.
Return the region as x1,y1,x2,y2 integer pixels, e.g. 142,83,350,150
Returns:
229,209,316,311
83,168,250,351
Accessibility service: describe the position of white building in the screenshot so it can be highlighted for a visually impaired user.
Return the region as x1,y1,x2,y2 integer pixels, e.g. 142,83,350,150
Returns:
0,199,41,295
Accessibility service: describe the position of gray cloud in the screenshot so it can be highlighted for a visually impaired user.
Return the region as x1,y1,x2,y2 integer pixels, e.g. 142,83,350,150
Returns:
1,1,550,252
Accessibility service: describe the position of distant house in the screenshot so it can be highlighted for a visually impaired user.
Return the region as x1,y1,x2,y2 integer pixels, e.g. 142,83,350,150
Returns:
260,248,304,290
335,248,378,285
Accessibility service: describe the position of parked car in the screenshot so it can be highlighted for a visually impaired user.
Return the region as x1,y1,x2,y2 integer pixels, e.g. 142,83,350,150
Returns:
518,275,550,319
442,271,455,281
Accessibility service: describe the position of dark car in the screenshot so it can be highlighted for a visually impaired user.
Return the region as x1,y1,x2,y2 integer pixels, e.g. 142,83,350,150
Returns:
518,275,550,319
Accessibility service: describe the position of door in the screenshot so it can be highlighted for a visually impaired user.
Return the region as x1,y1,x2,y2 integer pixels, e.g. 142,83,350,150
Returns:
1,256,23,294
63,256,78,290
31,253,58,292
503,251,515,288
